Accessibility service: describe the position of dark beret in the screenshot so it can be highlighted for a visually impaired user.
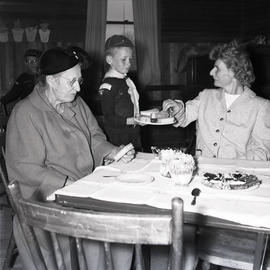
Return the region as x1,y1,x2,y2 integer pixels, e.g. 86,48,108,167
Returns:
40,47,79,75
24,49,42,58
105,35,133,51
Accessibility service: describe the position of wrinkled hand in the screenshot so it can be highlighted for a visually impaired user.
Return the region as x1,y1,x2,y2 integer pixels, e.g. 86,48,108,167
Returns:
105,145,136,164
118,146,136,163
162,99,184,117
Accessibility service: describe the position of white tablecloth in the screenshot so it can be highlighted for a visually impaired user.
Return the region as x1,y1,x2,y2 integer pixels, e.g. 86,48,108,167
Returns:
49,153,270,229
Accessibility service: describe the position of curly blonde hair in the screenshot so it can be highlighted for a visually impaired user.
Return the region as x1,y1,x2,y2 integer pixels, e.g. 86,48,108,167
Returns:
209,41,255,87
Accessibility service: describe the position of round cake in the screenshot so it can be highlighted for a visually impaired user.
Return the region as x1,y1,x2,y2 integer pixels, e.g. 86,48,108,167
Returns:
202,172,261,190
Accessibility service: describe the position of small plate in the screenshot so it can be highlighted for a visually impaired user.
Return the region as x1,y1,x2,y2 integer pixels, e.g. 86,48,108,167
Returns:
115,173,154,184
135,117,176,126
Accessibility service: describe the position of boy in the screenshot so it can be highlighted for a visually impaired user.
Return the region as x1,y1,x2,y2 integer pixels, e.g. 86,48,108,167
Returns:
99,35,142,150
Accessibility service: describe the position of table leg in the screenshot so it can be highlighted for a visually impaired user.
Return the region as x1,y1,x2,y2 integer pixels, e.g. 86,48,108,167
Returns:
253,232,267,270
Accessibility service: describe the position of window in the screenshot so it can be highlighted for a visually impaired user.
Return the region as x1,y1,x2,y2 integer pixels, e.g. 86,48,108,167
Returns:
106,0,136,70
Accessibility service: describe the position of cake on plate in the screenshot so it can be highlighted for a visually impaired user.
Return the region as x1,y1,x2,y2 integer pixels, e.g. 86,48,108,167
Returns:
136,108,175,125
202,172,262,190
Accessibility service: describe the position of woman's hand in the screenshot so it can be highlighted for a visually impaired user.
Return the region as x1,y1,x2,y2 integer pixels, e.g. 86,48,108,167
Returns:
105,144,135,164
119,146,135,163
162,99,184,117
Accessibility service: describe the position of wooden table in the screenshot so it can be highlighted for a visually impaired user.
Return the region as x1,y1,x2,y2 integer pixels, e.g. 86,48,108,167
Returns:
55,194,269,270
53,154,270,270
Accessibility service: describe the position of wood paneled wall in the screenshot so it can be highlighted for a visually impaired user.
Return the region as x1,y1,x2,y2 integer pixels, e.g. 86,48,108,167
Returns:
243,0,270,39
1,0,270,98
159,0,270,86
160,0,243,43
0,0,87,94
160,0,270,43
0,0,87,42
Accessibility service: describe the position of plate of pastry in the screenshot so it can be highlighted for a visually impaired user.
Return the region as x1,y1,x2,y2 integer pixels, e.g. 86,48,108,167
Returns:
135,109,176,125
201,172,262,190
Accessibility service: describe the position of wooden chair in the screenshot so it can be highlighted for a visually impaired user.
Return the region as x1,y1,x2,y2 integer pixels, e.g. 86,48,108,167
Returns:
0,149,18,270
8,181,184,270
0,103,8,117
0,114,9,196
0,103,9,200
197,227,270,270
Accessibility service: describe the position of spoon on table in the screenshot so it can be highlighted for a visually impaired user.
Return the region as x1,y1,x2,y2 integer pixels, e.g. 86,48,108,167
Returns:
191,188,201,205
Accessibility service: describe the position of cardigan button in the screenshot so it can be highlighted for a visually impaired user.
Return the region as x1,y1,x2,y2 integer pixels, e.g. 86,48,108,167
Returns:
216,129,220,133
227,110,231,113
220,117,224,121
213,155,217,158
213,142,217,146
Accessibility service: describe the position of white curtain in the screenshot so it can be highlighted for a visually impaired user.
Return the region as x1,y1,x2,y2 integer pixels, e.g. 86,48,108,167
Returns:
85,0,107,89
132,0,161,89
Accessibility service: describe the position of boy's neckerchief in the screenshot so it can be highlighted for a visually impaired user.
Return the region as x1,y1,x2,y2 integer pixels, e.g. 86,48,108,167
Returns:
104,69,140,116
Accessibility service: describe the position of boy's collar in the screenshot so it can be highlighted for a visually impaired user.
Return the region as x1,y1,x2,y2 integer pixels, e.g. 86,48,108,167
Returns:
104,69,126,79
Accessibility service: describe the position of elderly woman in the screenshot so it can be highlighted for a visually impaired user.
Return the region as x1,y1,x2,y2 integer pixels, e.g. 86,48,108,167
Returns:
6,47,134,270
163,41,270,160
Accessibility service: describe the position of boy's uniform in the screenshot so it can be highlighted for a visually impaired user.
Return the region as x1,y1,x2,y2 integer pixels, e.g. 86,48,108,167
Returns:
100,34,142,150
99,72,141,150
